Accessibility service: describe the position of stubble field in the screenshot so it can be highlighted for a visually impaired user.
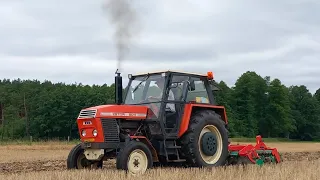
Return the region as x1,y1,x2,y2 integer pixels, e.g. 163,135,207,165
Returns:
0,141,320,180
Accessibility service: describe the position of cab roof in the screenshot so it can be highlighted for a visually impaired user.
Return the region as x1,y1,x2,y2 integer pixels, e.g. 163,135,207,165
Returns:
132,70,208,78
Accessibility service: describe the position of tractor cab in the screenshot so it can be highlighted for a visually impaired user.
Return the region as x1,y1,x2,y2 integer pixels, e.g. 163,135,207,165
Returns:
123,70,218,108
123,70,219,134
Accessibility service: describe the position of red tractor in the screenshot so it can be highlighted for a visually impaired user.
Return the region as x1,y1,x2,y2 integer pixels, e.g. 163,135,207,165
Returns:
67,70,281,174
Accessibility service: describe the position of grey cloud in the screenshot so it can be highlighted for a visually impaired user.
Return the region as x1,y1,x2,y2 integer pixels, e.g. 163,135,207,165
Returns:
127,45,216,62
0,0,320,93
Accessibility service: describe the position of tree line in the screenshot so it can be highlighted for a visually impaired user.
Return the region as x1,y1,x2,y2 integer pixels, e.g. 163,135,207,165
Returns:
0,71,320,141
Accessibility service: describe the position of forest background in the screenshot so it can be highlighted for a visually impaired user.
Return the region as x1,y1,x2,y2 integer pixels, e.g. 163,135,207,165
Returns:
1,71,319,142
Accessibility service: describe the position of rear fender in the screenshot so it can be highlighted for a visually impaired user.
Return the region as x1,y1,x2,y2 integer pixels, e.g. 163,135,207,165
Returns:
130,135,159,162
178,104,228,138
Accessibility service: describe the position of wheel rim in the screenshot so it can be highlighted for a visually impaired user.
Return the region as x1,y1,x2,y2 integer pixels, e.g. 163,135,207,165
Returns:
77,153,90,169
198,125,223,164
127,149,148,175
76,153,100,169
201,132,217,156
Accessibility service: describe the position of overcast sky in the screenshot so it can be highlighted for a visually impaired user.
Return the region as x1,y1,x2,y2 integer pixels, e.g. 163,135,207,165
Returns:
1,0,319,93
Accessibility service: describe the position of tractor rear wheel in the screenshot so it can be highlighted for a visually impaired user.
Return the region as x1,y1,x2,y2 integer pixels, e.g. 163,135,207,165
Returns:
116,140,153,175
180,110,229,167
67,143,103,169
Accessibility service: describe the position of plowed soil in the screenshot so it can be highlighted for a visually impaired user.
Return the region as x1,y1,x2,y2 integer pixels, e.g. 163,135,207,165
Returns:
0,159,120,174
281,151,320,161
0,150,319,175
0,141,319,178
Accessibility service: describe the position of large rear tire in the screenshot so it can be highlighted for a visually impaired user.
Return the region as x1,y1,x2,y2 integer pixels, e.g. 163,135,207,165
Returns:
179,110,229,167
116,140,153,175
67,143,103,169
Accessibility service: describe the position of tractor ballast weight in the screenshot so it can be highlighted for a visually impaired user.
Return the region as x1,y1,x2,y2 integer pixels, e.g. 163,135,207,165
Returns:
67,70,281,174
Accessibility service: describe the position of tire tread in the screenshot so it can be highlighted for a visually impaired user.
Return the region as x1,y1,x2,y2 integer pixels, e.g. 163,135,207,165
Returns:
179,110,228,167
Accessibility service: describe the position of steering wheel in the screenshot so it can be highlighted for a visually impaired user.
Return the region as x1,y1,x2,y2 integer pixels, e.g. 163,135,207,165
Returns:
138,97,160,116
138,96,160,103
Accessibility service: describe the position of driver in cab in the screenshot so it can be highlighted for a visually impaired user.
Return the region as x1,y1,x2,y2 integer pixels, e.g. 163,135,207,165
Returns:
149,78,175,112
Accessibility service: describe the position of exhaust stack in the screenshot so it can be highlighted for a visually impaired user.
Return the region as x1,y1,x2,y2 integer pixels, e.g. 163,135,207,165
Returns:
115,69,123,105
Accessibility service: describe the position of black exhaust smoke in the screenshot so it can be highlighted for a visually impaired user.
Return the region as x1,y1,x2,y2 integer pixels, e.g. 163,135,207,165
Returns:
103,0,140,105
103,0,140,72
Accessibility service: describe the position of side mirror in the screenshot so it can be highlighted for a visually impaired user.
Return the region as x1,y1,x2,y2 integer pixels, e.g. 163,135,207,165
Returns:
188,79,195,91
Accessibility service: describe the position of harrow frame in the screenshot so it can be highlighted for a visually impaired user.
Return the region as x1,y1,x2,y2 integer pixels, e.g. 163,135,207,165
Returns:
227,135,281,165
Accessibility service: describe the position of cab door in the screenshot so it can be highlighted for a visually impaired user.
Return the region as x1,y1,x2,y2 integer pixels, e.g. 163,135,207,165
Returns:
162,74,190,134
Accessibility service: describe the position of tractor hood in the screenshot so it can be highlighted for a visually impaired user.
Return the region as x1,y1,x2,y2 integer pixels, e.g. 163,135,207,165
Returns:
77,104,150,120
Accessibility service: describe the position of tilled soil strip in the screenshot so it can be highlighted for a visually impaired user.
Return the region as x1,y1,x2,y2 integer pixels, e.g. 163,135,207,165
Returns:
0,160,66,174
0,160,116,174
1,151,319,174
280,151,320,161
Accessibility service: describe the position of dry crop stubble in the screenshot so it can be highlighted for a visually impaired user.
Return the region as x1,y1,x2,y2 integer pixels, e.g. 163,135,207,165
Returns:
0,160,319,180
1,142,320,179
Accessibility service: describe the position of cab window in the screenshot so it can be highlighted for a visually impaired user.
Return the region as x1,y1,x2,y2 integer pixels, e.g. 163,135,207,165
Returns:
186,77,210,103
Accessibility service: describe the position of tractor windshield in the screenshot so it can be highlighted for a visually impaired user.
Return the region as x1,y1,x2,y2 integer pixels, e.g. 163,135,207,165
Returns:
124,73,165,105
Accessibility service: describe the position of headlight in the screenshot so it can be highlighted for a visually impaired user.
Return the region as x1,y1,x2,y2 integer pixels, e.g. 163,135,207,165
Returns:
92,129,98,137
81,130,86,137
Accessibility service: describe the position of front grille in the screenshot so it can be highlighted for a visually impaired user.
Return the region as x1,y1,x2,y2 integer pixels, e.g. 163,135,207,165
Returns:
101,118,120,143
78,109,97,119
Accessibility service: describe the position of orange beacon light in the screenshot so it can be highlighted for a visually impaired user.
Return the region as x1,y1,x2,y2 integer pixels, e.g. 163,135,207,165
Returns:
207,71,214,80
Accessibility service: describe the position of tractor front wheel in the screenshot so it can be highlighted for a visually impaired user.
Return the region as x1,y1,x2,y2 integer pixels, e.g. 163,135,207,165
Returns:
116,140,153,175
66,143,103,169
180,110,229,167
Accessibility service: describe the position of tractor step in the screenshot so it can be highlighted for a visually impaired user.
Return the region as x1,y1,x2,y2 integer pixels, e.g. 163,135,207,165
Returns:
165,128,178,131
166,145,181,149
167,159,186,162
165,137,178,140
165,133,178,139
